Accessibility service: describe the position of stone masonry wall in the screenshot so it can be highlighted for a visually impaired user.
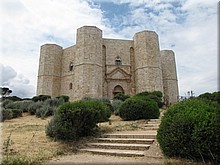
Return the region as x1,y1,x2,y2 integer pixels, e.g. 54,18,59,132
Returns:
160,50,179,104
37,44,63,97
133,31,163,94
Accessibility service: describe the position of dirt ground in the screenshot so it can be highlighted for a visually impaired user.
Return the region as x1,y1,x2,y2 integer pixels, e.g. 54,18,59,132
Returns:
46,152,164,165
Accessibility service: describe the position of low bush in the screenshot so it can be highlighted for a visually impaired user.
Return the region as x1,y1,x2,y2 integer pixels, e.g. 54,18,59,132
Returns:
4,101,20,109
157,98,220,163
81,97,113,119
113,93,130,101
46,100,109,141
35,97,64,118
1,108,13,121
32,95,51,102
36,105,55,118
1,100,33,113
136,91,163,108
118,97,159,120
199,91,220,104
56,95,69,102
44,98,65,107
18,100,33,112
111,99,123,115
27,101,43,115
11,109,22,118
2,100,13,108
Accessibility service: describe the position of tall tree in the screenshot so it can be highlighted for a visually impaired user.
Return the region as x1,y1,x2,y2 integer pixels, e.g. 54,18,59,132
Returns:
0,87,12,98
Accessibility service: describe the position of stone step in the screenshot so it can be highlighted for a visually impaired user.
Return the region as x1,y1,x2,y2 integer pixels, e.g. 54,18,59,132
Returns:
79,148,145,157
148,119,161,123
86,142,150,150
102,133,156,139
145,123,160,127
96,138,154,144
143,126,159,130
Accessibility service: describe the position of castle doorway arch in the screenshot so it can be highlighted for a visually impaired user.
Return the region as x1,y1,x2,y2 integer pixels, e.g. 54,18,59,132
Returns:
113,85,124,96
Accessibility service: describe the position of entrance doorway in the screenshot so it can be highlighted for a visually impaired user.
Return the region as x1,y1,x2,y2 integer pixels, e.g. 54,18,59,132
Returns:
113,85,124,96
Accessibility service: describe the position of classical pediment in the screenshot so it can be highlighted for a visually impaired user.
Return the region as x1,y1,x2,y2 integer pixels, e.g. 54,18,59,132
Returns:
106,67,131,80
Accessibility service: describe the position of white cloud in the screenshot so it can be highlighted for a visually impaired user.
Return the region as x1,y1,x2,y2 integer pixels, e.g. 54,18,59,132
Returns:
0,64,17,86
0,64,34,98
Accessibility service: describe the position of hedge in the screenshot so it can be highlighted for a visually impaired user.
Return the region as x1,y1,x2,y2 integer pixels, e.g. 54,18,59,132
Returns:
157,98,220,163
118,96,159,120
46,100,111,141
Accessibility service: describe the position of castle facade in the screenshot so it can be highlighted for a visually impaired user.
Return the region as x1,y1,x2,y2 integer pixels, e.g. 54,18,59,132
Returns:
37,26,179,104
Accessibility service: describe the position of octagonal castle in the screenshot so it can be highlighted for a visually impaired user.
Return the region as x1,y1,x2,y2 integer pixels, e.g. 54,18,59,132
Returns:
37,26,179,104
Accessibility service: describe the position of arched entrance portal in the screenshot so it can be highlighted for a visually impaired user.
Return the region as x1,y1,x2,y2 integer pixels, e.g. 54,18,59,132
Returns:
113,85,124,96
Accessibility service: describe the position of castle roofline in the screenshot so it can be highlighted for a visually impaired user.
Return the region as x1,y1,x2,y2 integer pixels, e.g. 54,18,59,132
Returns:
77,25,102,32
41,43,63,48
134,30,158,36
103,38,132,42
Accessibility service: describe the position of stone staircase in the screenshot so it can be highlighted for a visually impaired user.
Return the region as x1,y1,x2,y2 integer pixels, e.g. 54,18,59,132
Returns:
79,118,161,157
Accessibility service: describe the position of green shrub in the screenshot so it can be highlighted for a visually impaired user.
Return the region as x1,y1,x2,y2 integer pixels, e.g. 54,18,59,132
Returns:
199,91,220,104
35,98,64,118
136,91,163,108
32,95,51,102
18,100,33,112
27,101,43,115
113,93,130,101
118,97,159,120
44,98,65,107
2,100,13,108
1,108,13,121
36,105,56,118
56,95,69,102
5,101,20,109
157,98,220,163
46,100,107,141
5,96,22,102
111,99,123,115
11,109,22,118
80,97,112,121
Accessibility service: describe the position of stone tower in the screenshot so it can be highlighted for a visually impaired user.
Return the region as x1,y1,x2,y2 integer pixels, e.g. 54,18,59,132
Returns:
36,26,179,104
160,50,179,105
75,26,103,98
37,44,63,97
133,31,163,94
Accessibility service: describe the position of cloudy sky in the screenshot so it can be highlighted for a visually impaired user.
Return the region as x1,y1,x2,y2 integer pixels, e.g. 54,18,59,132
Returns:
0,0,219,98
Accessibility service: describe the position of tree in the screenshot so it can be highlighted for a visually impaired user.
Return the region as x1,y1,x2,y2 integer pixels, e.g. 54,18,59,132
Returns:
0,87,12,98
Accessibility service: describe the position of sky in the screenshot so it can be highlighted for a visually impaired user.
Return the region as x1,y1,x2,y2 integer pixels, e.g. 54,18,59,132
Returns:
0,0,219,98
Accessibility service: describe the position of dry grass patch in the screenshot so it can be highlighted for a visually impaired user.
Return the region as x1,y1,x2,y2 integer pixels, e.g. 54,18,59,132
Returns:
1,113,80,164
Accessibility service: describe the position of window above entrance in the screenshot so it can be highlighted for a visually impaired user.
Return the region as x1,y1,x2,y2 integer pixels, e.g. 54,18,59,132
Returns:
69,62,74,71
115,56,122,65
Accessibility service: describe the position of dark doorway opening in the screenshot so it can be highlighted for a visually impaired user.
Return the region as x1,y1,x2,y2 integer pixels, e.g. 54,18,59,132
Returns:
113,85,124,96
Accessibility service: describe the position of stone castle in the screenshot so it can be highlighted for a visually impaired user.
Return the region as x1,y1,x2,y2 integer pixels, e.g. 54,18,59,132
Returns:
37,26,179,104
